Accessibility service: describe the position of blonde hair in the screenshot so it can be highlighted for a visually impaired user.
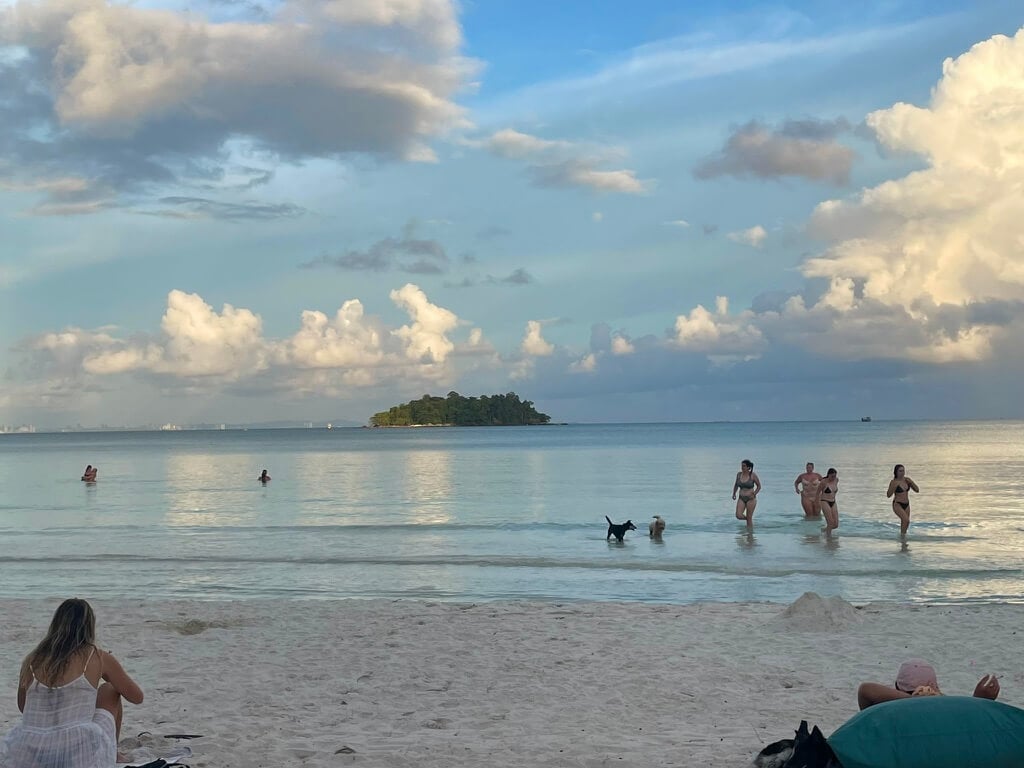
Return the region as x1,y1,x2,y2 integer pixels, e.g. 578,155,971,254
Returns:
26,599,96,685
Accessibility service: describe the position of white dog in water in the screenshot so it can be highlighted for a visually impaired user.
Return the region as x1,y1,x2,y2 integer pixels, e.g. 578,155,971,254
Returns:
649,515,666,537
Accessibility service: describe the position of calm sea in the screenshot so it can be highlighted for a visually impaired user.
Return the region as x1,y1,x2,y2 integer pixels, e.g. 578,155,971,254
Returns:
1,422,1022,604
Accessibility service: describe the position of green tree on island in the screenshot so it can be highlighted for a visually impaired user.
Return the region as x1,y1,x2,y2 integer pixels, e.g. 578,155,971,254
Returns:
370,392,551,426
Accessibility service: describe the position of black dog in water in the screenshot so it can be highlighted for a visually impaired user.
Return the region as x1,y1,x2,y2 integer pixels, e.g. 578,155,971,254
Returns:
752,721,840,768
605,516,637,542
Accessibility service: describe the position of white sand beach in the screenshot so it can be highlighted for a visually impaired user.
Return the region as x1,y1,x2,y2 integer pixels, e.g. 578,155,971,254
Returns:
1,595,1021,768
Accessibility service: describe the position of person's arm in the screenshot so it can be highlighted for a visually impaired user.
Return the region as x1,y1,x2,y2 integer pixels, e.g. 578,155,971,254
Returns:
795,475,803,494
886,479,896,498
974,674,1000,700
857,682,910,710
907,477,920,493
100,649,144,705
753,473,762,496
732,473,739,500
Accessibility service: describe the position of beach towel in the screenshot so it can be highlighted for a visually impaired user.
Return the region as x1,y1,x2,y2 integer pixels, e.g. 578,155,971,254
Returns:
828,696,1024,768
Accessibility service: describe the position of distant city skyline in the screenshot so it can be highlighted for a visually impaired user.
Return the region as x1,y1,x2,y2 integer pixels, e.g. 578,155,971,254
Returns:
2,1,1024,427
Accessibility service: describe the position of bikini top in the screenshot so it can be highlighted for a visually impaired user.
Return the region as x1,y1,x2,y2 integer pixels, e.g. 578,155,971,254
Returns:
822,484,835,496
737,475,755,489
895,484,907,494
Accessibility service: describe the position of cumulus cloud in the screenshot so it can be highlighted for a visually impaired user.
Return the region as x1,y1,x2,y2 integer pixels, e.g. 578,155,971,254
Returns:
727,225,767,247
82,290,269,378
611,335,635,355
0,0,474,211
20,283,473,396
695,118,855,185
482,128,647,194
301,222,448,274
520,320,554,356
671,296,763,356
390,283,460,364
671,27,1024,365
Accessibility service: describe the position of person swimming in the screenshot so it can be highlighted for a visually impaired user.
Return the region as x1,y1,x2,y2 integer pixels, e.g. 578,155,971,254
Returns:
81,466,97,482
258,469,271,483
731,459,761,527
886,464,919,537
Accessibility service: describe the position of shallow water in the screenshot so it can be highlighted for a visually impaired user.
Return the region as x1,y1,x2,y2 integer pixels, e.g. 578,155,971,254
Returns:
1,421,1022,604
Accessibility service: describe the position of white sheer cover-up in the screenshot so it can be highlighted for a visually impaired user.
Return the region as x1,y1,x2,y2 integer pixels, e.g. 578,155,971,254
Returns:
0,662,116,768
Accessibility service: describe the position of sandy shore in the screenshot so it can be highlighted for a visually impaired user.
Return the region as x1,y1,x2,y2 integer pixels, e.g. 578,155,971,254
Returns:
1,595,1021,767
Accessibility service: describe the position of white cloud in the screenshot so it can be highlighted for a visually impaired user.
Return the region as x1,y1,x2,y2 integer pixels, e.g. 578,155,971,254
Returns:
611,336,634,355
481,128,648,194
390,283,460,364
520,320,554,356
789,26,1024,362
592,211,604,223
663,219,690,227
23,285,474,394
486,129,572,159
82,290,269,378
569,352,597,373
671,296,763,355
727,225,767,247
278,301,385,369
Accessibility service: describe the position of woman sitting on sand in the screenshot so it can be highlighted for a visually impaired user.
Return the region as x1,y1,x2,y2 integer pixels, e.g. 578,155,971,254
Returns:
732,459,761,526
794,462,822,518
886,464,919,537
0,598,144,768
817,468,839,535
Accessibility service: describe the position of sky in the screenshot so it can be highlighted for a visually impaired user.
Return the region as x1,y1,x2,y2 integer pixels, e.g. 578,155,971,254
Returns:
2,0,1024,427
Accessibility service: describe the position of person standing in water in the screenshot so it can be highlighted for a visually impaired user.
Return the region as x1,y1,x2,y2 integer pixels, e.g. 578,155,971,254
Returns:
817,467,840,535
886,464,919,537
258,469,271,483
794,462,823,518
732,459,761,527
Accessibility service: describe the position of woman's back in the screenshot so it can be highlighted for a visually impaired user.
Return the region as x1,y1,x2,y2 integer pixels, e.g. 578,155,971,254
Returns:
1,648,117,768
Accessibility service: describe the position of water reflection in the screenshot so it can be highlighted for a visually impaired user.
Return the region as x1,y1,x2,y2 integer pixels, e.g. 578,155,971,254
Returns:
736,531,757,550
163,452,254,526
402,450,453,524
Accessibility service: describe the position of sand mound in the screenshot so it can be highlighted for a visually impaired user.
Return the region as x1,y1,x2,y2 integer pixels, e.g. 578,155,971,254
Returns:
772,592,862,631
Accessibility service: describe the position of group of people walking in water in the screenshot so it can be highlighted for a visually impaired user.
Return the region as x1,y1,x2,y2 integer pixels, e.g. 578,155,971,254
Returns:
733,460,920,537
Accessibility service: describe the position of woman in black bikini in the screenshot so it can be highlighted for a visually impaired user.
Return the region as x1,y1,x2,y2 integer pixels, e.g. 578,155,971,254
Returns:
817,467,839,535
886,464,919,537
732,459,761,526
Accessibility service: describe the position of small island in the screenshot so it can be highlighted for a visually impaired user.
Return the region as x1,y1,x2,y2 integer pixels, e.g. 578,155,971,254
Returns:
370,391,551,427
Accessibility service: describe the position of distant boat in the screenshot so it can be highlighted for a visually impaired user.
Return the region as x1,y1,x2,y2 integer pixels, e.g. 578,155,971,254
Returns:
861,416,872,422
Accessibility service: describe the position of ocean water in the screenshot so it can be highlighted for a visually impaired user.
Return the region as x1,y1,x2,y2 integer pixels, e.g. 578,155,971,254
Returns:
1,421,1022,605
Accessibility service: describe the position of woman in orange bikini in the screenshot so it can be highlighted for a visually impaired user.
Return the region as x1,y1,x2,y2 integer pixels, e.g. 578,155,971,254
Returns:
794,462,822,518
886,464,919,537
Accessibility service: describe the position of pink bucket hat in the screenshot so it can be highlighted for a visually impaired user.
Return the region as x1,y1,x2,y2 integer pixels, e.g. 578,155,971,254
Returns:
896,659,938,693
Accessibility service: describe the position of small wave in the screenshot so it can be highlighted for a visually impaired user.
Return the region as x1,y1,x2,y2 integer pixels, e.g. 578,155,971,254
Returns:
0,553,1021,581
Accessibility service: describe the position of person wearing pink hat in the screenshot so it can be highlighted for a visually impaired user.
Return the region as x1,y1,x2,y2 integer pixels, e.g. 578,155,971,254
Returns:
857,658,1001,710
